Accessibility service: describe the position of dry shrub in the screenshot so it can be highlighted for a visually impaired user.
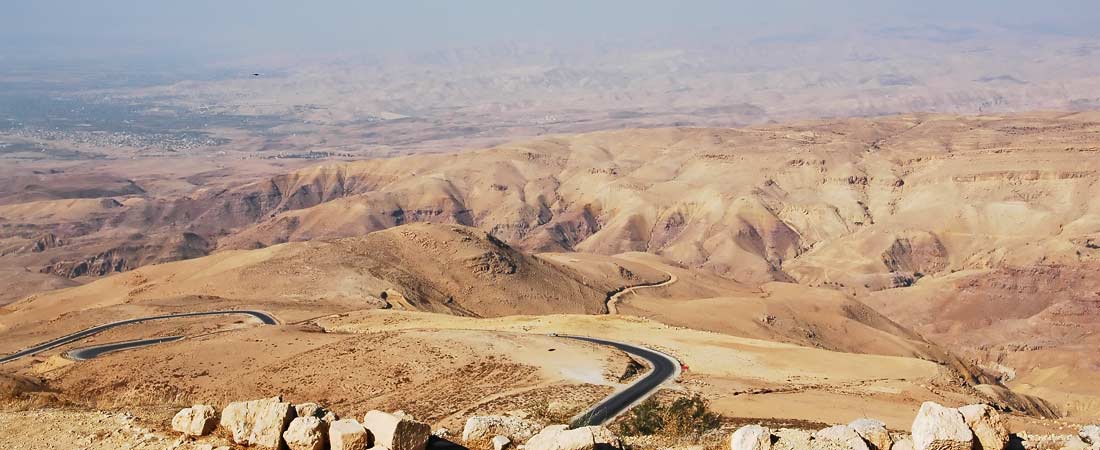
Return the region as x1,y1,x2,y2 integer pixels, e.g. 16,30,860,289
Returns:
529,398,575,424
617,394,720,441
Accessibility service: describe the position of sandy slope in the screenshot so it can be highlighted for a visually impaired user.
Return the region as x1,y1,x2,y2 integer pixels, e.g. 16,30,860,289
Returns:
2,114,1099,426
36,326,631,430
0,224,668,356
314,310,982,430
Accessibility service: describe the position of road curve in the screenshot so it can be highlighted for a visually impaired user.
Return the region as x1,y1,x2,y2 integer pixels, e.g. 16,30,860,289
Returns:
0,310,277,364
66,336,185,361
562,335,681,427
606,270,677,314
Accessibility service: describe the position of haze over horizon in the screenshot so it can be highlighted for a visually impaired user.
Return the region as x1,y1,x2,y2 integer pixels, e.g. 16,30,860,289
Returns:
5,0,1100,66
6,2,1100,449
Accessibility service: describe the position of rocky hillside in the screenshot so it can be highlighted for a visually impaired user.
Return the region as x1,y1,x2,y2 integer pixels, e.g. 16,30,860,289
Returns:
39,396,1097,450
4,113,1100,416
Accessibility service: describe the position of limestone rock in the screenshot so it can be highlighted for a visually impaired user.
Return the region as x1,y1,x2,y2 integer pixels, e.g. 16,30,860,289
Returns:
492,435,511,450
249,400,296,448
1080,425,1100,446
524,425,621,450
295,403,335,421
463,416,544,443
730,425,773,450
363,410,431,450
891,436,915,450
171,405,217,436
848,419,890,450
813,425,869,450
911,402,973,450
958,404,1008,450
220,397,284,444
773,428,812,450
284,416,327,450
330,419,371,450
1059,436,1093,450
588,426,623,449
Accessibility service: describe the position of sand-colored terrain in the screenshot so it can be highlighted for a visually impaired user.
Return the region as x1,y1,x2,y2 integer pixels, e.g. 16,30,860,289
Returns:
313,310,1063,431
0,224,666,356
2,113,1099,445
37,327,632,430
0,408,216,450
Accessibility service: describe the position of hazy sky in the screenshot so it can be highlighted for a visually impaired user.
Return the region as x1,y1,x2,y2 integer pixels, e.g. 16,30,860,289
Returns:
4,0,1099,64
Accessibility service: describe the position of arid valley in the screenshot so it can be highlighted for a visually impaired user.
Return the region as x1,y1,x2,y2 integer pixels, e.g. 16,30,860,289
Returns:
3,3,1100,450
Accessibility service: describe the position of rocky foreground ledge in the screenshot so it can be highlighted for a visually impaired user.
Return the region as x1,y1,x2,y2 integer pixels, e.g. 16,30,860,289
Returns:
170,397,1100,450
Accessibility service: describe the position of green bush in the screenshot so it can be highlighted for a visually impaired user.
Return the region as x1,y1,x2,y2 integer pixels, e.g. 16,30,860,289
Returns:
618,394,721,438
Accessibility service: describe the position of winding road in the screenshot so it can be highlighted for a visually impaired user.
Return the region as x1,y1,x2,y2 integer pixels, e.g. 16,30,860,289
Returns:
606,269,678,314
64,336,186,361
562,335,681,427
0,310,277,364
1,305,679,427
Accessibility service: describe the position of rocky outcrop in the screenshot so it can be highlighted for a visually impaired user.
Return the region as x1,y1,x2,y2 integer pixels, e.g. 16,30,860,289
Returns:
848,419,890,450
1080,425,1100,446
880,232,948,276
1073,424,1100,444
219,397,294,447
462,415,543,443
911,402,974,450
296,402,337,422
524,425,621,450
814,425,870,450
972,385,1060,420
171,405,217,436
958,404,1009,450
329,419,371,450
730,425,773,450
362,410,431,450
492,435,511,450
40,248,128,278
249,400,295,448
284,416,327,450
20,233,63,254
729,404,1012,450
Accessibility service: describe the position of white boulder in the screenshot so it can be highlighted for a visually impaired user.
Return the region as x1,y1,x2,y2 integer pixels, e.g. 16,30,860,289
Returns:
249,400,295,448
848,419,890,450
330,419,371,450
463,415,544,443
284,416,327,450
814,425,870,450
295,403,335,420
363,410,431,450
958,404,1008,450
1080,425,1100,446
492,435,512,450
524,425,621,450
730,425,772,450
220,397,285,445
171,405,218,436
911,402,974,450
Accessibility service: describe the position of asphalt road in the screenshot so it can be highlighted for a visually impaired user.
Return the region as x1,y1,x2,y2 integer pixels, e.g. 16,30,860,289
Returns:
65,336,185,361
606,269,677,314
1,309,675,427
0,310,277,364
562,335,681,427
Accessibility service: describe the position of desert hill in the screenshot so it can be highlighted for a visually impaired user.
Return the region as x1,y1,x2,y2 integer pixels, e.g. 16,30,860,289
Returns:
193,113,1100,288
2,222,953,363
0,223,669,355
7,113,1099,290
3,112,1100,418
